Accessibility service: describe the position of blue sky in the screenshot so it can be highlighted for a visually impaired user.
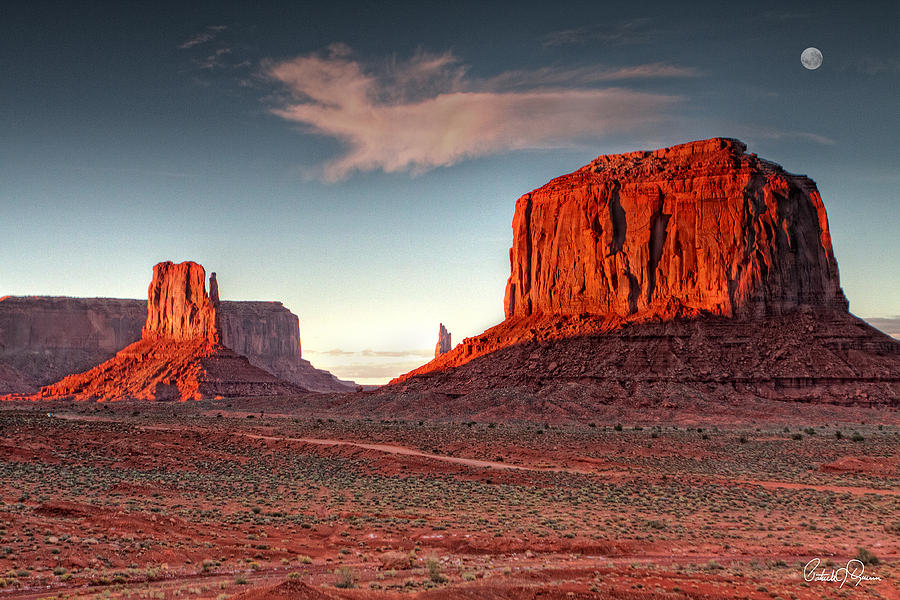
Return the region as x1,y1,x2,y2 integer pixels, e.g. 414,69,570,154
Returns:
1,1,898,384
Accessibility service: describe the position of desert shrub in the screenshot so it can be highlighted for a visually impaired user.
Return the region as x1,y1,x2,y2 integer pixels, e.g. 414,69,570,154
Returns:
614,423,623,431
739,436,747,444
426,558,447,583
851,432,864,442
792,433,803,440
856,547,879,565
334,567,356,588
835,431,843,439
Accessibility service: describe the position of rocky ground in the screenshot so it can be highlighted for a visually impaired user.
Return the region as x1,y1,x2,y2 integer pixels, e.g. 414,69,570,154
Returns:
0,398,896,599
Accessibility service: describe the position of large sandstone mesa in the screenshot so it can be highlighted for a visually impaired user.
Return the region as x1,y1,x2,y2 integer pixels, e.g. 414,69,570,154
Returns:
504,137,846,320
0,298,353,395
36,261,305,401
434,323,452,358
394,139,899,407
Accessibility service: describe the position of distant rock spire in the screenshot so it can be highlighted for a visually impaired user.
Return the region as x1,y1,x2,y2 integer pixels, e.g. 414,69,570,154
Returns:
209,272,221,335
209,272,220,305
435,323,451,358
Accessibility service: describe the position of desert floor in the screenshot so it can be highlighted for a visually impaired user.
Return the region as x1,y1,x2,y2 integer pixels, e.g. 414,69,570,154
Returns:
0,399,897,599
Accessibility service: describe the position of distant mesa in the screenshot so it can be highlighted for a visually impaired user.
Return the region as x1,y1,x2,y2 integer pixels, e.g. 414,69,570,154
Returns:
392,138,899,407
435,323,452,358
28,261,307,401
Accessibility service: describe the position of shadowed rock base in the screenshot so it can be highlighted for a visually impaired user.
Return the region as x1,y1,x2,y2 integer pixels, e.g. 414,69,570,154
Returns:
393,310,899,409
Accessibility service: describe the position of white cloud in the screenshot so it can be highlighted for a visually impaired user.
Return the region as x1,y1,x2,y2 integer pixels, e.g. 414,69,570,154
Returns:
732,125,836,146
265,46,690,180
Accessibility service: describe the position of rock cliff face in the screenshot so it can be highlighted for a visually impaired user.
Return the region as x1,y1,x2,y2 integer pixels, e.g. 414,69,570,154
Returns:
35,261,305,401
394,139,899,406
504,138,847,321
434,323,451,358
0,296,145,393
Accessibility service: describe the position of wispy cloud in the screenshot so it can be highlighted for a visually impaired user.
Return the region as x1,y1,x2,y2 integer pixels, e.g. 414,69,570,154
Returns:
754,10,806,22
265,45,691,180
839,57,900,75
732,125,835,146
481,63,701,90
307,348,433,358
179,25,228,50
541,18,655,47
326,361,429,380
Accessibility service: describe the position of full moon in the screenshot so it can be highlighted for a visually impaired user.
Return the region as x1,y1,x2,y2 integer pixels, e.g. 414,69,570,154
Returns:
801,47,823,70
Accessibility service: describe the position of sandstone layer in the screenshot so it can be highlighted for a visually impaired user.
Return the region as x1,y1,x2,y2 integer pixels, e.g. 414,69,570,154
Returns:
36,261,304,401
434,323,452,358
395,139,899,406
0,297,353,394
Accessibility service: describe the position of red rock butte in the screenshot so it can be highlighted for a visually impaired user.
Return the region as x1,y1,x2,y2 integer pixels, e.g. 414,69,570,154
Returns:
36,261,304,401
505,137,846,320
393,139,899,407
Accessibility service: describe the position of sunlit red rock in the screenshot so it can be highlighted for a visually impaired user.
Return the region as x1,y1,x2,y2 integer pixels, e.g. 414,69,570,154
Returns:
143,261,220,343
504,138,846,320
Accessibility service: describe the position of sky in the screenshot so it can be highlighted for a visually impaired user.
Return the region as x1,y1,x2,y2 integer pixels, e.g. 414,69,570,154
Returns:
1,1,898,385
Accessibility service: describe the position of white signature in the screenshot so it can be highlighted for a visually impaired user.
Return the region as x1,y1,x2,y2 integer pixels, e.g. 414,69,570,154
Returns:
803,558,882,588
